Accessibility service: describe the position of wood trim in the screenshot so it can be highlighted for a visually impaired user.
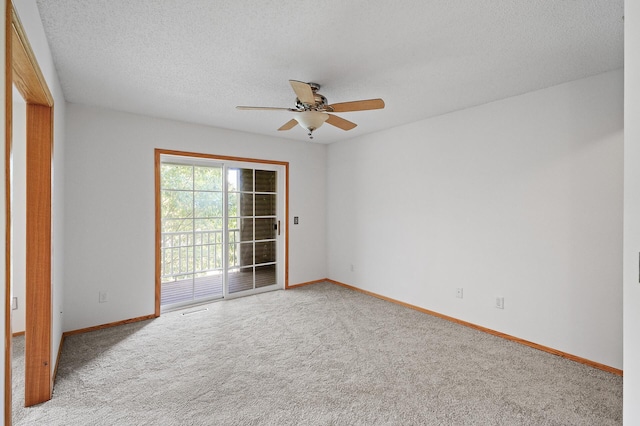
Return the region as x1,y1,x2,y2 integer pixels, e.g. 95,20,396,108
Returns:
24,103,53,406
4,0,12,423
324,279,623,376
62,314,156,338
156,149,289,167
154,148,290,310
9,7,52,106
6,1,55,412
154,149,161,316
286,279,327,289
11,331,23,338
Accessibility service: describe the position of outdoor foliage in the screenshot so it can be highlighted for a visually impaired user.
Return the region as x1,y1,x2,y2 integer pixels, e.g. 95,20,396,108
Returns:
160,163,277,282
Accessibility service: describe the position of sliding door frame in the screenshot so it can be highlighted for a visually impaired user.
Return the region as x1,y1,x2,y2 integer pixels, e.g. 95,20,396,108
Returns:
222,160,284,300
154,149,289,316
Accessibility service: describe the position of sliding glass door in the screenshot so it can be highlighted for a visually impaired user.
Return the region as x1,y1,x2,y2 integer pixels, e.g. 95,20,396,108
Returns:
227,167,278,295
158,154,285,311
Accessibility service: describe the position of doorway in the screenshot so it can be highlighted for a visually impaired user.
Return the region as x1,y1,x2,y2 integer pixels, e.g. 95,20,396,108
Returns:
10,84,26,414
5,2,55,421
155,150,288,314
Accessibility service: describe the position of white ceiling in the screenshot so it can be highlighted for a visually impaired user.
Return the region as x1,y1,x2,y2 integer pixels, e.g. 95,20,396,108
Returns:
34,0,624,144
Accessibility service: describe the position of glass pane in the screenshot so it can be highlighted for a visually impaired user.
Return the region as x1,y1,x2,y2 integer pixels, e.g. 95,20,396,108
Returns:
161,218,193,234
175,246,191,277
194,166,222,191
228,193,239,217
255,241,276,264
208,229,222,244
161,190,193,219
161,164,193,190
227,218,238,230
170,248,182,274
169,274,193,283
240,218,254,242
239,169,254,192
193,245,203,272
193,272,223,299
228,243,240,267
207,243,223,269
194,192,222,218
195,242,222,272
227,168,239,192
229,266,254,293
255,218,275,240
228,229,240,244
255,170,276,193
164,248,183,277
228,168,254,192
255,265,276,288
239,242,254,266
194,218,222,232
240,193,254,216
161,274,195,305
255,194,276,216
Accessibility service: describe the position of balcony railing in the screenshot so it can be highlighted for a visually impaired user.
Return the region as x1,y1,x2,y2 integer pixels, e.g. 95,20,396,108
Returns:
160,229,277,307
160,229,239,280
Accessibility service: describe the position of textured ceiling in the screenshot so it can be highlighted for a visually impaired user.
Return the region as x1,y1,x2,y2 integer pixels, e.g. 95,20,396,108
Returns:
34,0,624,144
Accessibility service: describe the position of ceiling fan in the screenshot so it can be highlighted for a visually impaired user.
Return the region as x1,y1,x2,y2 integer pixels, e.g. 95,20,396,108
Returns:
236,80,385,139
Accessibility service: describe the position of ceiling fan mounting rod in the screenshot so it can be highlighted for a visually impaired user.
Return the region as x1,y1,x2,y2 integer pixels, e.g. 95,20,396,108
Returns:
308,82,321,92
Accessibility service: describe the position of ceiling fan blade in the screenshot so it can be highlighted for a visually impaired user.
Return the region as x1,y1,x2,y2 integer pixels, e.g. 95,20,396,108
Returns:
326,114,357,131
236,106,295,111
327,98,385,113
289,80,316,104
278,119,298,131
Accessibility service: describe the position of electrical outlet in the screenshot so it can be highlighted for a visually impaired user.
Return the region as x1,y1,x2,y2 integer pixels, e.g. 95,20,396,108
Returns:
99,291,108,303
11,297,17,310
495,297,504,309
456,288,463,299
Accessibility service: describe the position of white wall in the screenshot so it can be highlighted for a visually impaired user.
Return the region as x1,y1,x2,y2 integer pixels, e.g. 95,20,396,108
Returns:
624,0,640,422
327,70,623,369
11,91,26,334
12,0,67,383
64,104,326,331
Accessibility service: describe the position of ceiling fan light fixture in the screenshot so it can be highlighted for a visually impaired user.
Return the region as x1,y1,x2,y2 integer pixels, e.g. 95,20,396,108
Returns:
294,111,329,137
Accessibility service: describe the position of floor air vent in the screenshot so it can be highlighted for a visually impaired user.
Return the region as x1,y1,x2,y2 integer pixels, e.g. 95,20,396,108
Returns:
181,307,209,316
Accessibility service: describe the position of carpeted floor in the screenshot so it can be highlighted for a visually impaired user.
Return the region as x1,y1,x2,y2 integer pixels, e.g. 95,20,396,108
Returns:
13,282,622,425
12,334,25,413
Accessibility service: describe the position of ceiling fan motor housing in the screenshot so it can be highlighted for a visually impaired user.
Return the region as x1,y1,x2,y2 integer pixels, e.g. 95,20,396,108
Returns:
296,86,328,111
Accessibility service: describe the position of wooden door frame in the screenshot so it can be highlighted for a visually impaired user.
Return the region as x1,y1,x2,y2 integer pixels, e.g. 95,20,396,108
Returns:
5,2,54,423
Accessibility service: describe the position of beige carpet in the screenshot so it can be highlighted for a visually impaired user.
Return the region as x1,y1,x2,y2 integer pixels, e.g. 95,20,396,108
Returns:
13,282,622,425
